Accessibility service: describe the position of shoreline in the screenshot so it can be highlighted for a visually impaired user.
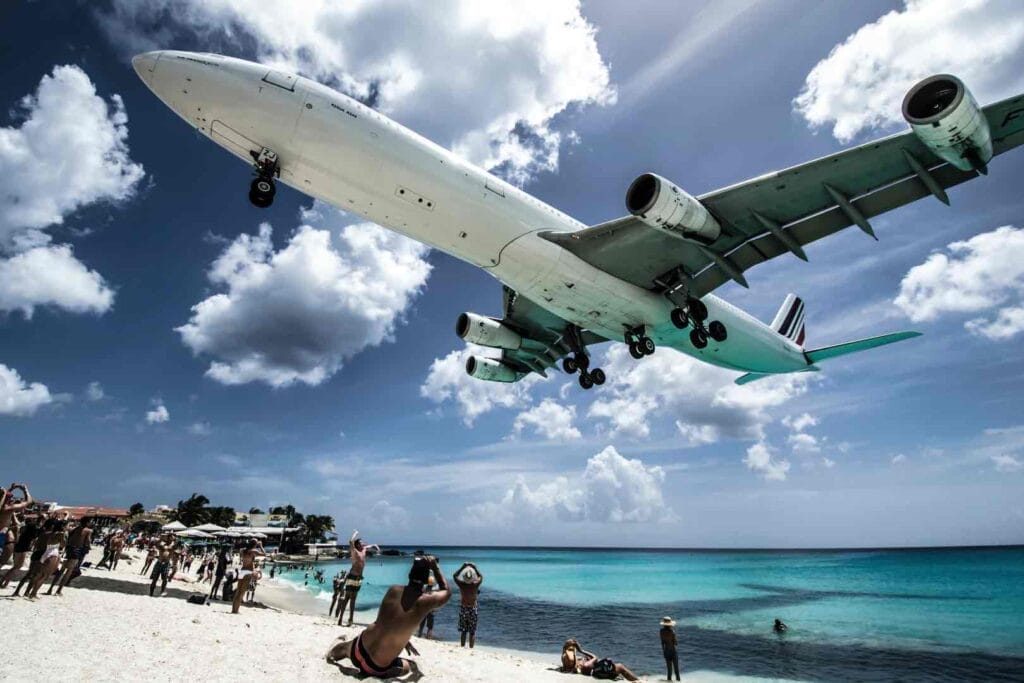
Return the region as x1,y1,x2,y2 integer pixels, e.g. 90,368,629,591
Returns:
6,548,733,681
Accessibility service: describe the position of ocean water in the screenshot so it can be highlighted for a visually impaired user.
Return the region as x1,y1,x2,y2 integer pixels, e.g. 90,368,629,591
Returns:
274,546,1024,680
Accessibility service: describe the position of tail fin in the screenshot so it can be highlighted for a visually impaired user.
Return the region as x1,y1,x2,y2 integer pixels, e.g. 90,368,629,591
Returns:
804,331,922,364
771,293,806,346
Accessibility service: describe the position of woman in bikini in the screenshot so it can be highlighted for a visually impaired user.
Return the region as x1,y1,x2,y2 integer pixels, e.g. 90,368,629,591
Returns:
26,517,66,598
560,639,640,681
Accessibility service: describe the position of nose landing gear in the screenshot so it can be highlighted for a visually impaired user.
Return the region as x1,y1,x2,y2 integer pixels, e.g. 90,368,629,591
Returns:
248,148,280,209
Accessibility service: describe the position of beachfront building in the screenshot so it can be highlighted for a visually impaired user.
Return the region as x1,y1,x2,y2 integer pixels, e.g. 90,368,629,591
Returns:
52,505,130,530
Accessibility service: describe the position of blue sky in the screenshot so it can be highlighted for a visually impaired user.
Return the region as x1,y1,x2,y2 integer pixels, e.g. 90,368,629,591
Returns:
2,0,1023,547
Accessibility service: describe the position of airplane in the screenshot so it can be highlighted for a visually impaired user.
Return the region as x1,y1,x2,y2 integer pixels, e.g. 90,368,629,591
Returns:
132,51,1024,390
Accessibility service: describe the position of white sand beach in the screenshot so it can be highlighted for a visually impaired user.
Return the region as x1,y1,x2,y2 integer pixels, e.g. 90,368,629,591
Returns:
4,547,675,682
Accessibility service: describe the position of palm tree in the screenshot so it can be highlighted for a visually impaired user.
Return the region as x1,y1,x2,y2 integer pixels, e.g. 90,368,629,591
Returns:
303,515,336,543
129,502,145,516
173,493,210,527
248,507,264,514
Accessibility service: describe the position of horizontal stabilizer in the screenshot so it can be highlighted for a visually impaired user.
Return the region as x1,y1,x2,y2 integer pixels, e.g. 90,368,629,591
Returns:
805,331,922,364
735,367,819,385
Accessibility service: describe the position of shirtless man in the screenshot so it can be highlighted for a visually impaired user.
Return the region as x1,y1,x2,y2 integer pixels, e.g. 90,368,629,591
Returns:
337,530,379,626
454,562,484,648
108,531,125,570
232,539,266,614
0,483,32,568
326,554,450,678
149,534,176,597
47,517,93,595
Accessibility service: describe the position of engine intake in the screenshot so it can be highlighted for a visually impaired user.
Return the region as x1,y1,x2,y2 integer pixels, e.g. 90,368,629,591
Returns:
903,74,992,173
465,356,522,383
625,173,721,243
456,312,522,350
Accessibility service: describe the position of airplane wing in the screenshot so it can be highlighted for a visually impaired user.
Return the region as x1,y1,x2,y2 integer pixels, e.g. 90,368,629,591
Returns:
493,286,607,377
542,94,1024,298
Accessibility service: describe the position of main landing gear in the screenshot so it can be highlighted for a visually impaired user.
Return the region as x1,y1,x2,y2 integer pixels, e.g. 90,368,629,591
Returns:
561,324,605,390
625,327,656,360
248,148,279,208
669,298,727,350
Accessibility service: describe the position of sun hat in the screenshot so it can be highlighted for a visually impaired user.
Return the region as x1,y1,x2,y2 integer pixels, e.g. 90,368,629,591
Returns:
660,616,676,627
457,566,479,582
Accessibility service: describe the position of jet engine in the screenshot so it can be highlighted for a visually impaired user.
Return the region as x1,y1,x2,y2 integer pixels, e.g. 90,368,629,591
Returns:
456,312,522,350
625,172,721,243
903,74,992,173
465,356,523,383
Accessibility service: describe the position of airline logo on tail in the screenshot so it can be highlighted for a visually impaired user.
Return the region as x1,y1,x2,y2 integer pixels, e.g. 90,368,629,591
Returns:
772,294,806,347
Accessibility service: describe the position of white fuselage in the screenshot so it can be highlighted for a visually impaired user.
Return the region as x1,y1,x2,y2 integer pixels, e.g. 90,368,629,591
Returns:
134,51,809,374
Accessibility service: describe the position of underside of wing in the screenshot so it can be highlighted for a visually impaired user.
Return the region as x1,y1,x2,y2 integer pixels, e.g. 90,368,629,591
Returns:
543,80,1024,299
460,286,607,381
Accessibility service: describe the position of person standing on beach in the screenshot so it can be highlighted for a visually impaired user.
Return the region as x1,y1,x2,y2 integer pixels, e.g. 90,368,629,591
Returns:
454,562,483,648
660,616,681,681
149,534,175,597
0,483,33,569
325,554,450,678
232,539,266,614
25,517,66,599
47,517,93,596
140,544,157,576
0,512,40,588
108,530,125,570
337,530,379,627
210,546,230,599
417,575,438,639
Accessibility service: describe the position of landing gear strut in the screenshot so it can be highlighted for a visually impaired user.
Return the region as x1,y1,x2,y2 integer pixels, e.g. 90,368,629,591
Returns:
625,327,656,359
561,325,605,390
248,148,279,208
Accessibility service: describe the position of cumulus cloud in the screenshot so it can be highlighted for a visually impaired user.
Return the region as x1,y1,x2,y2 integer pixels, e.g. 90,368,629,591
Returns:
794,0,1024,142
86,381,105,402
0,245,114,318
468,446,671,525
991,454,1022,472
511,398,582,441
892,453,907,464
743,441,790,481
783,413,818,433
0,65,142,316
187,421,212,436
370,500,410,529
587,345,812,442
894,226,1024,339
145,402,170,424
0,363,53,417
100,0,614,185
420,344,541,426
177,207,431,387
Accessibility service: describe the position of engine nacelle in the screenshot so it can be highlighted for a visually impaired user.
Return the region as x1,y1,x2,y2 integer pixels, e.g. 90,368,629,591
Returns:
903,74,992,173
455,312,522,350
465,356,523,383
625,173,721,243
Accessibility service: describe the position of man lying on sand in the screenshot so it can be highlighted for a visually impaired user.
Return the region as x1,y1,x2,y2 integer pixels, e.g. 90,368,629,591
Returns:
326,554,450,678
560,639,640,681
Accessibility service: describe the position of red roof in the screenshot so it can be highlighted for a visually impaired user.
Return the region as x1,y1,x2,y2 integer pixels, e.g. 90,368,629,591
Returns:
58,506,130,519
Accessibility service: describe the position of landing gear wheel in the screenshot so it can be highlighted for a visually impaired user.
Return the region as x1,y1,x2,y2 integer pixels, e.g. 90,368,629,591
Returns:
628,343,645,360
562,357,578,374
689,299,708,322
249,177,276,208
708,320,728,342
590,368,606,386
579,373,595,390
670,308,690,329
575,354,590,371
690,327,708,349
639,336,656,356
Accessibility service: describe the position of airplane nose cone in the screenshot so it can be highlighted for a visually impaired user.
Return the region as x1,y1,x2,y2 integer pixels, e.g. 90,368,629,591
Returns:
132,51,161,85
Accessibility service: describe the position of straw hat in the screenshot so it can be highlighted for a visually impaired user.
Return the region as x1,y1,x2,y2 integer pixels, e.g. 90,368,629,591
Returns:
660,616,676,627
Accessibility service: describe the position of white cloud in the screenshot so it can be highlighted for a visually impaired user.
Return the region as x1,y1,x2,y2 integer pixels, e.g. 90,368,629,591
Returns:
216,454,242,467
0,245,114,318
420,343,541,426
788,431,822,454
369,500,410,529
0,65,141,316
187,421,212,436
511,398,581,441
468,445,672,525
86,381,105,402
145,402,170,424
991,454,1022,473
177,207,431,387
587,345,812,441
892,453,907,464
101,0,614,185
0,363,53,417
795,0,1024,142
783,413,818,433
894,226,1024,339
743,441,790,481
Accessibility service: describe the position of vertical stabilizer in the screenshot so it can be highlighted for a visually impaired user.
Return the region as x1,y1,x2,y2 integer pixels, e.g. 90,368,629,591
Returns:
771,294,806,346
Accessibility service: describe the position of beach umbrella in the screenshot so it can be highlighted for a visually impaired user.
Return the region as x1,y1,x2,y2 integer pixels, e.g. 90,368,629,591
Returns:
192,523,227,532
212,530,232,537
176,529,214,539
161,521,187,531
251,532,268,539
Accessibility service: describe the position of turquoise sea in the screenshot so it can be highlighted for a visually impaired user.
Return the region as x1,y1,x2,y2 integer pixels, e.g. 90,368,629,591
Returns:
275,546,1024,680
